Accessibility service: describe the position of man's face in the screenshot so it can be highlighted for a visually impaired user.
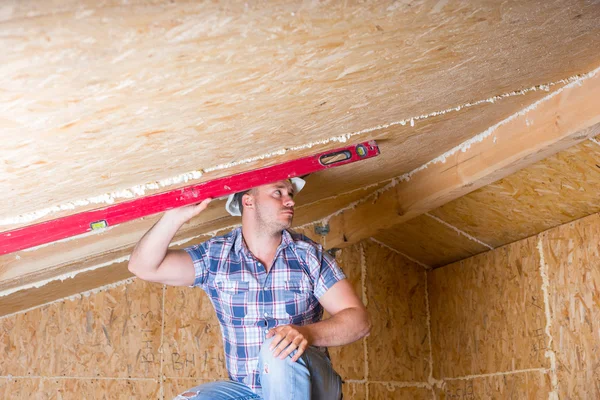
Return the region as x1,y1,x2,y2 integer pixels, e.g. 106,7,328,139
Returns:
249,180,296,231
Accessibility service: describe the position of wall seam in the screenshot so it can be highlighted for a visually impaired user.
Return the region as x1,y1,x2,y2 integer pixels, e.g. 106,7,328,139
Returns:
160,284,166,400
536,235,560,400
0,277,136,321
424,270,443,391
443,367,549,381
424,213,494,250
0,375,158,381
360,242,369,399
344,379,432,389
369,237,431,270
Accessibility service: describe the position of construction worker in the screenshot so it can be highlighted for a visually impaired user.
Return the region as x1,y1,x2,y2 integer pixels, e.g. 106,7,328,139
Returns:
128,177,371,399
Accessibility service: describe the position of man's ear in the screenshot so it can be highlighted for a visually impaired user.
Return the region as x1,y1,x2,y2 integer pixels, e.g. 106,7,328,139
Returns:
242,192,254,209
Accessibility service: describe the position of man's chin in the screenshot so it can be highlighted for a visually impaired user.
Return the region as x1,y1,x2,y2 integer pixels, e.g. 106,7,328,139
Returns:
278,216,293,229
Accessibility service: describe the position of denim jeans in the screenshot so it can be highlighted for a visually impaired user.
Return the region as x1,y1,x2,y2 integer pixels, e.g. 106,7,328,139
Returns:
173,337,343,400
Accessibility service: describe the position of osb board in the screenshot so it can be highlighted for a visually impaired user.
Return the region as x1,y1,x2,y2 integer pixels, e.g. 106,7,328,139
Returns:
290,83,570,213
0,202,232,294
327,244,365,381
0,279,163,378
162,286,228,379
540,213,600,399
292,180,388,228
434,370,552,400
0,198,237,284
428,236,548,379
429,140,600,249
342,382,367,400
0,67,570,234
2,0,599,224
369,384,432,400
0,260,132,318
364,241,429,382
373,214,490,268
0,378,160,400
0,84,562,298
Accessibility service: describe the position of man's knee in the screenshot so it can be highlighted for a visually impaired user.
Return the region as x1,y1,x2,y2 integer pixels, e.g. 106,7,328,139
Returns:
260,337,288,366
259,337,300,377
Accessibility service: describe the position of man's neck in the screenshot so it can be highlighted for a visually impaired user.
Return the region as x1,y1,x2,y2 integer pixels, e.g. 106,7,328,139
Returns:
241,225,283,270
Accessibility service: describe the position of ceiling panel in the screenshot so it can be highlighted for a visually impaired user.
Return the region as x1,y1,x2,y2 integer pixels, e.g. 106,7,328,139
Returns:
428,140,600,249
1,0,599,227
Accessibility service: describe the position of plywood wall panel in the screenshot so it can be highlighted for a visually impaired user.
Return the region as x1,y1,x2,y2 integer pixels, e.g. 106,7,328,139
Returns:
364,241,429,382
541,213,600,400
0,378,160,399
0,279,163,378
162,286,228,379
428,236,548,378
369,384,432,400
429,140,600,249
292,182,387,228
342,382,367,400
327,244,365,381
0,261,132,318
434,370,552,400
374,214,489,268
2,0,599,223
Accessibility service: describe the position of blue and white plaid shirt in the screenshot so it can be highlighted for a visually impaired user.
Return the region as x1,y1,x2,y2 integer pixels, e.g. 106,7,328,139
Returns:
184,227,346,393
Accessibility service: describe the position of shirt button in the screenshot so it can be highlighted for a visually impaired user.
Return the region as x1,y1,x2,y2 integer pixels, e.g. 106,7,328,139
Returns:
264,312,269,317
264,329,269,333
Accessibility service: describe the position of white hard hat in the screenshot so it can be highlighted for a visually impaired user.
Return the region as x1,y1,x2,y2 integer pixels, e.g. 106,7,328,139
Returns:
225,177,306,216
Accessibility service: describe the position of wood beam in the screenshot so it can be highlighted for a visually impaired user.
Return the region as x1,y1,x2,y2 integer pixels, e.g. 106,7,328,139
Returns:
323,69,600,249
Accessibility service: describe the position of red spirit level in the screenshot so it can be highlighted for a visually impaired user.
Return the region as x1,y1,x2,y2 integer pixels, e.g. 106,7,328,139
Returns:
0,141,380,255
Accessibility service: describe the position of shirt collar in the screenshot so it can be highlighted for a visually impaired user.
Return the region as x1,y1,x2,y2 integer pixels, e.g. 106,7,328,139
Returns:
232,227,295,255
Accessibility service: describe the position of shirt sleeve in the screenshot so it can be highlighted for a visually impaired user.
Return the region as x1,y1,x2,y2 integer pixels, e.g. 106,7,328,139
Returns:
312,245,347,299
183,242,209,288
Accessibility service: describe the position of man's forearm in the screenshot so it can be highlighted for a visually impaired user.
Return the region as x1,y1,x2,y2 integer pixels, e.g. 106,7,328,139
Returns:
302,307,371,347
128,213,185,275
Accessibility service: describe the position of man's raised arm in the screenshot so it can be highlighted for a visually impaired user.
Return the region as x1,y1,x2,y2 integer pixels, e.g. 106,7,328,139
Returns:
128,198,211,286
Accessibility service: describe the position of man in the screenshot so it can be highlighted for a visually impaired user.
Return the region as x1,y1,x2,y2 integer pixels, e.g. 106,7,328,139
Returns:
128,177,371,399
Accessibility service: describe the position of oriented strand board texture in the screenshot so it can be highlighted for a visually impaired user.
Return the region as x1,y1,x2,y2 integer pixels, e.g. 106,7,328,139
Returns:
2,0,599,223
0,261,133,318
0,378,160,399
162,286,228,379
541,213,600,400
327,244,366,381
373,214,490,268
429,140,600,249
428,236,549,378
435,370,552,400
342,382,367,400
0,238,432,398
369,384,433,399
364,240,430,382
0,279,163,378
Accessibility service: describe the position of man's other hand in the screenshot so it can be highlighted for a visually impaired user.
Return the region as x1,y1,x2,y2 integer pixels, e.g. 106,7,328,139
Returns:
266,325,311,362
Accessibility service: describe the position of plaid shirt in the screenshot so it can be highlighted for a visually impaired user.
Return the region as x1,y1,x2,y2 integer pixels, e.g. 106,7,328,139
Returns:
184,227,346,394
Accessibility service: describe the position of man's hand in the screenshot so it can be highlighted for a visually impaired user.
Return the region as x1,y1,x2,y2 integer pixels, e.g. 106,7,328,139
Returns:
266,325,311,362
163,198,212,224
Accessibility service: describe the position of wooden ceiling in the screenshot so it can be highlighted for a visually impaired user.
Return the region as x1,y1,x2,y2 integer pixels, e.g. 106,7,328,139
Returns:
374,136,600,268
0,0,599,316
